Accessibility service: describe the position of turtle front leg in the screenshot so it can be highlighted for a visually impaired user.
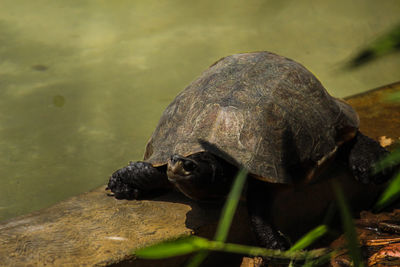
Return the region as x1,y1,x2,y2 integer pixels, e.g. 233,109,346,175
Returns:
347,131,394,184
247,179,289,251
107,161,170,199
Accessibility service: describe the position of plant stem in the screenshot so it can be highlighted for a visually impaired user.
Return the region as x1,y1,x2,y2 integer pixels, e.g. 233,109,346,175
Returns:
207,240,330,260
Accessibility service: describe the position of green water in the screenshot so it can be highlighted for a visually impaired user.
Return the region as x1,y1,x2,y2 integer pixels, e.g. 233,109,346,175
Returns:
1,0,399,221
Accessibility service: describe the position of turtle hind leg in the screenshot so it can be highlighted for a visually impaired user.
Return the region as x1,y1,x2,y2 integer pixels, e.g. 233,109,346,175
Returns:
247,179,289,251
347,131,391,184
107,161,169,200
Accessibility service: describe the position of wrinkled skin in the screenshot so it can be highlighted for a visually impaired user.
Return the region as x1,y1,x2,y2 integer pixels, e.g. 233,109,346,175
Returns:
107,152,237,201
166,153,237,201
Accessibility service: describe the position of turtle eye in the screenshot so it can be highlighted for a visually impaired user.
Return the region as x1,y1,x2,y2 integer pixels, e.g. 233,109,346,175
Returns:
183,160,197,172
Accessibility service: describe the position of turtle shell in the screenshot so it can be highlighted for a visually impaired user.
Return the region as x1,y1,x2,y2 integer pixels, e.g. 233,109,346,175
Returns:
143,52,359,184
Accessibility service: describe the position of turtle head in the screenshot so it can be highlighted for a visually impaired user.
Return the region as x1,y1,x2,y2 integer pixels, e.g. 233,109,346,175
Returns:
167,153,234,201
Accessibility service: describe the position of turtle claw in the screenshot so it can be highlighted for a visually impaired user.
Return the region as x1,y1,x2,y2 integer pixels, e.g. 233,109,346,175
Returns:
107,161,169,200
105,186,115,197
133,189,141,199
107,168,140,200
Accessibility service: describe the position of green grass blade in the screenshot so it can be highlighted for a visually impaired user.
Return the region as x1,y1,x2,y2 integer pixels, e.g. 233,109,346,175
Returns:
185,251,209,267
137,169,247,264
373,148,400,174
185,169,248,266
207,240,331,261
302,251,335,267
288,225,328,252
214,168,248,242
332,181,364,267
374,171,400,212
136,233,332,263
386,91,400,102
135,236,210,259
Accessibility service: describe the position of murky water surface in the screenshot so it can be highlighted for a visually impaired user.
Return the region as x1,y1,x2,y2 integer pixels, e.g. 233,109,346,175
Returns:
1,0,399,221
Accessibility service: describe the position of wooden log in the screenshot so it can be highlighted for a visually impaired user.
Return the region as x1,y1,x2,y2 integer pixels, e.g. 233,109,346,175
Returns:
0,82,399,267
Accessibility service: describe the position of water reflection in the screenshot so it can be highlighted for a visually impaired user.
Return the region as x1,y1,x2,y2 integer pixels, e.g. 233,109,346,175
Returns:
0,0,399,221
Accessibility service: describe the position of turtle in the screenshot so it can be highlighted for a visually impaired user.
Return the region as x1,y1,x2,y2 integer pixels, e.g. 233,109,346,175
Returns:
107,51,392,251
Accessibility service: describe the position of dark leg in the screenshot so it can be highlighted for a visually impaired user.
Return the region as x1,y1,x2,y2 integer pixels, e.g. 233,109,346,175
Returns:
107,161,170,200
346,132,392,184
247,178,289,251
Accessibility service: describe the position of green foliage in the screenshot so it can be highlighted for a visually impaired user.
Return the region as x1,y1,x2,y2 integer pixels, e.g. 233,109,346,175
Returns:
136,235,331,261
136,136,400,266
135,236,209,259
302,251,335,267
347,17,400,218
214,169,248,242
137,20,400,265
185,168,248,266
211,242,330,261
333,182,364,267
136,168,332,266
372,89,400,211
386,91,400,102
374,171,400,212
185,251,209,267
288,225,330,267
347,23,400,68
372,88,400,211
289,225,328,252
373,148,400,174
